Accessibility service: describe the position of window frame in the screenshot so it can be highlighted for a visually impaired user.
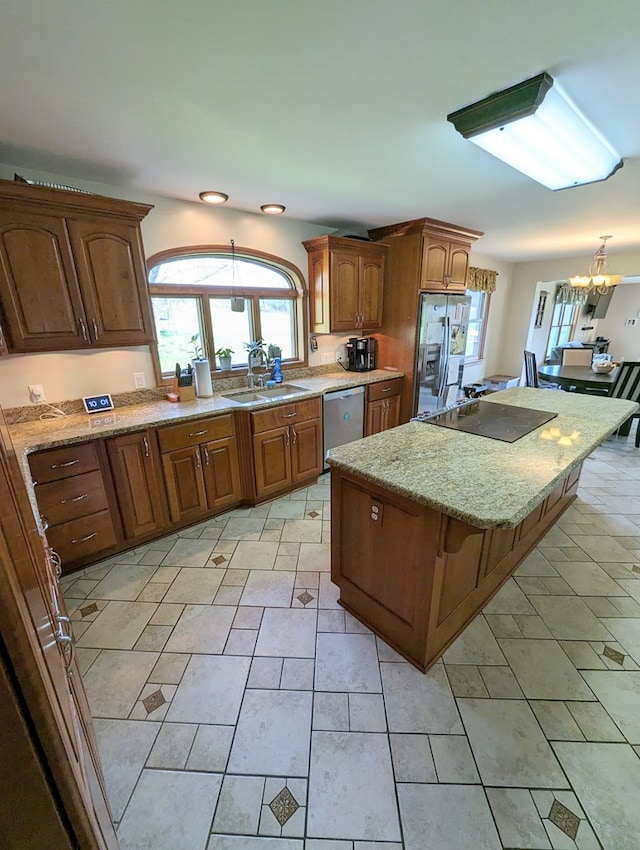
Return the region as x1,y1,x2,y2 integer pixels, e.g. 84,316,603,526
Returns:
545,292,579,361
464,289,490,363
147,244,308,384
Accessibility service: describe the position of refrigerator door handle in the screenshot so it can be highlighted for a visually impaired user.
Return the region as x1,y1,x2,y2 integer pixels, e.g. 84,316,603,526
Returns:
438,316,450,400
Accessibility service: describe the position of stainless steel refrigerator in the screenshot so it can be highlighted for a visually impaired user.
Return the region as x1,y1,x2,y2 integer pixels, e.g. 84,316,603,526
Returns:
414,292,471,417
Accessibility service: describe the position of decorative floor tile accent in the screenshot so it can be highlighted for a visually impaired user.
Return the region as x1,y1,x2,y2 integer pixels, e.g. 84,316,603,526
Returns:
603,644,625,665
297,590,314,606
307,511,320,518
142,688,166,714
269,786,299,826
212,555,227,565
80,602,99,617
548,798,580,840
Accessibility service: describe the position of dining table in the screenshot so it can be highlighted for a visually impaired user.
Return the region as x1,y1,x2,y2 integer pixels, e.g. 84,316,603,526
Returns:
537,362,632,435
537,363,618,394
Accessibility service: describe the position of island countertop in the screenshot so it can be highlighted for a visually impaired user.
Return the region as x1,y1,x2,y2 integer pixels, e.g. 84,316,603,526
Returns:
326,386,637,529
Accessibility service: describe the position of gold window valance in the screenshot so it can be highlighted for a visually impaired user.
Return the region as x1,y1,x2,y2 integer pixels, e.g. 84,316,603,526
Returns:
467,267,498,293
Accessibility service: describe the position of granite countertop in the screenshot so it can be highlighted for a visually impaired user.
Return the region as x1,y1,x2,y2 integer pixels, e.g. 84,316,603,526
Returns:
8,369,403,456
326,386,638,529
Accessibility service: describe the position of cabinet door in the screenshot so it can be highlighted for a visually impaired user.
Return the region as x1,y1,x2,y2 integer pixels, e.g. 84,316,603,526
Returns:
420,238,449,290
107,431,167,540
161,446,208,523
365,398,386,436
447,240,471,290
358,253,384,329
290,418,322,485
67,217,154,347
329,251,359,332
0,211,88,351
385,394,401,430
253,426,292,500
202,435,242,511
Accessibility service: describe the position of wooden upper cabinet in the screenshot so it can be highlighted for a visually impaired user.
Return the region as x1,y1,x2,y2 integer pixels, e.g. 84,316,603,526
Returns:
0,179,154,353
303,235,386,333
421,236,471,292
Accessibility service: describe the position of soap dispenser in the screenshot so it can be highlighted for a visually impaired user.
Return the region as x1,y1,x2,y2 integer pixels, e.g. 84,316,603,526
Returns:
271,356,283,384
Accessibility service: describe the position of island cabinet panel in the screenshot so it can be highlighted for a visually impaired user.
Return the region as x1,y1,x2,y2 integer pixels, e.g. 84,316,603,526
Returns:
331,463,582,673
106,430,168,541
0,179,154,353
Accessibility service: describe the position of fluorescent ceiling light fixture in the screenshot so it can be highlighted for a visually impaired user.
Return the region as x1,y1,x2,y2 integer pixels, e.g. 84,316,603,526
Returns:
447,72,622,190
199,191,228,204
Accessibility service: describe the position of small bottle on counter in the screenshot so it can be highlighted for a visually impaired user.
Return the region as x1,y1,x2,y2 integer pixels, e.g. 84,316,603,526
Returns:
271,357,283,383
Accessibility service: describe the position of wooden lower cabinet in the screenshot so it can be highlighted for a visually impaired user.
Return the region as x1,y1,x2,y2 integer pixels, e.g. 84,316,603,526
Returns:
106,430,167,541
250,398,322,501
29,441,119,574
331,463,582,672
365,378,402,436
1,404,118,849
158,414,242,523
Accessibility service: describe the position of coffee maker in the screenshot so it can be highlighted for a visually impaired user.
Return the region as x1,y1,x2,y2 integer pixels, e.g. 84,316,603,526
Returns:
346,337,376,372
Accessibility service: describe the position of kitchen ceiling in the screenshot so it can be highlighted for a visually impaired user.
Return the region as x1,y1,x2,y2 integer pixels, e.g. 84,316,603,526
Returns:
2,0,640,262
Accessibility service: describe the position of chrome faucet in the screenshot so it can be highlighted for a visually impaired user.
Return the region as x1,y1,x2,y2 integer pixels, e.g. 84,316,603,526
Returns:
246,347,267,389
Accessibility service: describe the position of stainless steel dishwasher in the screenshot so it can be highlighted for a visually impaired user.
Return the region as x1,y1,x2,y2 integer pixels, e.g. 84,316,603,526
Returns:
323,385,365,469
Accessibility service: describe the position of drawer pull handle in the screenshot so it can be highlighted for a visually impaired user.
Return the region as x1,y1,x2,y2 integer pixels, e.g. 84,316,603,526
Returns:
79,318,89,342
189,430,208,437
381,388,391,393
55,627,74,673
60,493,88,504
290,426,297,444
143,435,150,458
51,459,80,469
282,412,297,419
71,532,98,545
92,318,99,340
203,446,210,465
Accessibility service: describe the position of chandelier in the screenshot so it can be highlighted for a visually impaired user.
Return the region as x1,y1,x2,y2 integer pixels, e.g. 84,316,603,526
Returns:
568,236,623,296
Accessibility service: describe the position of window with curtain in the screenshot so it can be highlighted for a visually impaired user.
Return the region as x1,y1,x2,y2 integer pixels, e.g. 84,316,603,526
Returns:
545,295,579,361
465,289,489,360
148,247,305,378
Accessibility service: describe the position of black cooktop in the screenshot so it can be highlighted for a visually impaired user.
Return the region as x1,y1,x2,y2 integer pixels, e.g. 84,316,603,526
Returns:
416,400,558,443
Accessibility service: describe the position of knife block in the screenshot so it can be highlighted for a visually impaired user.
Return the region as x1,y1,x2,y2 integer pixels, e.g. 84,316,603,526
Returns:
179,384,196,402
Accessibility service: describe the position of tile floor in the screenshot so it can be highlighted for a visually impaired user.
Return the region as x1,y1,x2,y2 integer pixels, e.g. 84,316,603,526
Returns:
62,433,640,850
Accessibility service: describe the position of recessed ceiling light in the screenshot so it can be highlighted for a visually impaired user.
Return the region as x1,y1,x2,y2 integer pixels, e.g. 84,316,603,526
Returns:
199,191,229,204
260,203,286,215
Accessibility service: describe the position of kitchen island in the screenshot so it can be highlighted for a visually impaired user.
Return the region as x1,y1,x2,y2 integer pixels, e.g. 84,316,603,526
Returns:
327,387,638,672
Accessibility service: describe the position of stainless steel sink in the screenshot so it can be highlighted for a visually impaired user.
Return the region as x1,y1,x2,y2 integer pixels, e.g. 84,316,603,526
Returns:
222,384,308,404
257,384,307,398
222,390,266,404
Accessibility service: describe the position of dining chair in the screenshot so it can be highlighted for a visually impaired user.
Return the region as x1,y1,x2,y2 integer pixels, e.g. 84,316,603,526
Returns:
608,361,640,445
523,350,560,389
561,347,593,367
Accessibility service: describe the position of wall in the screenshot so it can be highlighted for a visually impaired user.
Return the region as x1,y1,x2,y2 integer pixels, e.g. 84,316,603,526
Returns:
594,283,640,361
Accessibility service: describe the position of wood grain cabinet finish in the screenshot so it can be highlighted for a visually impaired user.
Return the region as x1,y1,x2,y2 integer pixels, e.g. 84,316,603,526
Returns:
158,414,242,523
29,442,118,574
251,397,322,500
0,405,119,849
365,378,402,436
331,462,582,673
367,217,483,424
0,179,154,352
106,430,168,541
303,235,386,333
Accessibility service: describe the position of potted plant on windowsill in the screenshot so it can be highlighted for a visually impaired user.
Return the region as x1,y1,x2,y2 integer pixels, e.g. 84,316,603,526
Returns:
243,339,267,369
215,347,234,371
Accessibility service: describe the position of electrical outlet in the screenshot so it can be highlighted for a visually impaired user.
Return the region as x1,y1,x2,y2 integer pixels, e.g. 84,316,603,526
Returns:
28,384,45,403
321,353,335,364
133,372,146,389
625,318,638,327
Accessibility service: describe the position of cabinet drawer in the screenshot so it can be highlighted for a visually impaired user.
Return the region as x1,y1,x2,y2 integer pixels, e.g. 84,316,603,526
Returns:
29,442,100,484
251,398,321,435
46,509,117,566
157,414,236,453
36,470,109,527
367,378,402,402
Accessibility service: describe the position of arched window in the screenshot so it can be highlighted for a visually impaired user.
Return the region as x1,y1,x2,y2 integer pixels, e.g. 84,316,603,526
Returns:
148,246,306,378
